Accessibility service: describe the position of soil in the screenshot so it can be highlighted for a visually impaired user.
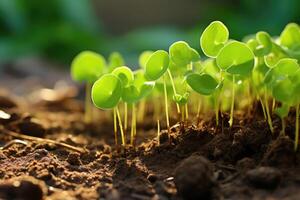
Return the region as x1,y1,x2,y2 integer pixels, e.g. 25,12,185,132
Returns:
0,66,299,200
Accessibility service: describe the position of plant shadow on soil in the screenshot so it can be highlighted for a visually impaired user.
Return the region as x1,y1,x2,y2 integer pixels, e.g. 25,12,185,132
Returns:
0,93,300,200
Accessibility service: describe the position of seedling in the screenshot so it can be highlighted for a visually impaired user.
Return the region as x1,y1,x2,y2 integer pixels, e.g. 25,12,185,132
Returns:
91,73,125,145
169,41,200,120
145,50,171,136
216,41,255,127
108,52,125,72
71,50,106,123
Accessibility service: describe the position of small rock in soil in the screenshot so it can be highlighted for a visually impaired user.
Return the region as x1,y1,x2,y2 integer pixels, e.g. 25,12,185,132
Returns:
18,119,46,138
236,157,256,171
0,96,17,109
67,152,82,166
245,166,282,189
0,177,45,200
147,173,157,183
174,155,216,200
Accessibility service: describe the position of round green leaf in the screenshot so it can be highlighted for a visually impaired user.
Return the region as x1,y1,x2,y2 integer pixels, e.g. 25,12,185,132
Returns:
200,21,229,58
112,66,134,86
272,78,294,103
139,51,153,68
108,52,125,72
186,73,218,95
280,23,300,51
255,31,272,56
145,50,169,81
169,41,200,67
71,51,106,83
173,93,189,105
122,85,140,104
92,74,122,110
216,41,255,76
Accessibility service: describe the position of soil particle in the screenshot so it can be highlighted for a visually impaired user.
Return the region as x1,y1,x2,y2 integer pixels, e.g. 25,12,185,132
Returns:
18,118,46,137
262,136,296,167
0,96,17,109
236,157,256,172
146,173,157,183
174,155,216,200
0,176,46,200
245,166,282,189
67,152,82,166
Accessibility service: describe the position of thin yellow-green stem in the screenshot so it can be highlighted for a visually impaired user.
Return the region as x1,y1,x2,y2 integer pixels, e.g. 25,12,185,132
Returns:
259,97,267,120
272,98,276,113
196,99,201,120
124,102,128,133
181,105,185,122
167,69,180,114
130,104,136,146
163,75,170,138
84,83,92,123
113,108,118,145
157,119,160,146
294,104,299,151
185,104,189,121
264,91,274,134
229,75,235,127
116,106,126,146
137,100,145,122
215,96,219,127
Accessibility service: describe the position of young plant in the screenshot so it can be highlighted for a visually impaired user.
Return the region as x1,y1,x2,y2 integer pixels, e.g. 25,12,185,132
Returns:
145,50,171,136
216,41,255,127
169,41,200,121
264,58,300,150
199,21,229,125
71,50,106,123
91,73,125,145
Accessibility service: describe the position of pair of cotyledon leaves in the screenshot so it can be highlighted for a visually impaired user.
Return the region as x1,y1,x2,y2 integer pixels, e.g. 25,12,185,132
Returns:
71,51,125,83
264,58,300,117
92,67,155,110
187,21,255,96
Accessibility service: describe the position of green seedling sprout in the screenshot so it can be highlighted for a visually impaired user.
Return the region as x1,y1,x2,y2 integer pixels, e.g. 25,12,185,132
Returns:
91,73,126,146
71,50,106,123
121,69,155,145
108,52,125,72
200,21,229,58
145,50,172,138
264,58,300,149
169,41,200,120
279,23,300,61
112,66,134,135
137,51,154,122
216,41,255,127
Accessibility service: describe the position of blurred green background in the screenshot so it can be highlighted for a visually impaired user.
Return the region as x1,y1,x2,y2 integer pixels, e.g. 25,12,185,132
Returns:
0,0,300,68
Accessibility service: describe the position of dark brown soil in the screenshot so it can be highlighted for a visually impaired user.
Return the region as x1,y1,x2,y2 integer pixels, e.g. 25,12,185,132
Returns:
0,89,300,200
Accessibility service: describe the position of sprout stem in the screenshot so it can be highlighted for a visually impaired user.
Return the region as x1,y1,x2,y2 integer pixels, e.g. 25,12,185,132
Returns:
185,104,189,121
272,98,276,113
124,102,128,133
113,108,118,145
229,75,235,127
163,75,171,140
215,96,219,127
157,119,160,146
167,69,181,114
264,91,274,133
181,105,185,122
259,97,267,120
84,83,92,123
137,100,146,122
196,99,201,125
130,104,136,146
294,104,299,151
116,106,126,146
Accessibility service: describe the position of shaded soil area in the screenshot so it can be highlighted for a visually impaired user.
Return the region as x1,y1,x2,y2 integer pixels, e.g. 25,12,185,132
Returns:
0,89,300,200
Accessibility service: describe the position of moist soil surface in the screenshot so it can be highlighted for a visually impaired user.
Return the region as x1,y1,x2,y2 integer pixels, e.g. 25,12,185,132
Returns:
0,88,300,200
